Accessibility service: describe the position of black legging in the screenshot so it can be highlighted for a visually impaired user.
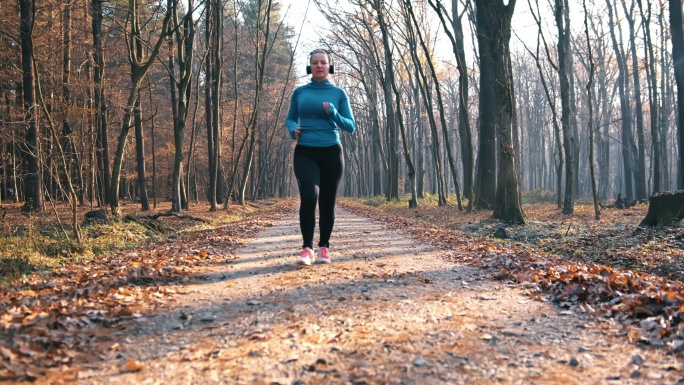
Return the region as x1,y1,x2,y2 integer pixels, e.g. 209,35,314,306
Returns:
293,144,344,249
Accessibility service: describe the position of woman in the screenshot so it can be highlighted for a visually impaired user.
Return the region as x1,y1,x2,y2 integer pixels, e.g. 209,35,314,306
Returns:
285,49,356,265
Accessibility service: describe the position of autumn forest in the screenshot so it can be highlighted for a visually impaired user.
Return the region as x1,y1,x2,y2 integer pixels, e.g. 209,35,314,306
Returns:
3,0,684,382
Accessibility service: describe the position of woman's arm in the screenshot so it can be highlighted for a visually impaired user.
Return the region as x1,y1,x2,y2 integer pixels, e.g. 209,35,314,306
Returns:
327,90,356,133
285,90,299,140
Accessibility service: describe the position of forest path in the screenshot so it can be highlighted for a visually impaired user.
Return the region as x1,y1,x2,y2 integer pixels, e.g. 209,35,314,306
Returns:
79,207,681,384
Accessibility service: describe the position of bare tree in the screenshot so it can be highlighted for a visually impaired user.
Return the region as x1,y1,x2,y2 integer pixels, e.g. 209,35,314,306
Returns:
403,0,462,209
19,0,41,212
620,0,647,199
428,0,474,210
672,0,684,189
555,0,574,214
583,0,600,220
169,0,196,212
606,0,636,198
475,0,525,223
109,0,173,216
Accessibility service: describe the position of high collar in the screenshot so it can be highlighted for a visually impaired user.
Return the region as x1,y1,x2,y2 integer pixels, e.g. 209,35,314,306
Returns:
309,78,332,86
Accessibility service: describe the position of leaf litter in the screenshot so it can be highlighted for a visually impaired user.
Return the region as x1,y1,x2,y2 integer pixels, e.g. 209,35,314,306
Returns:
0,200,294,382
340,200,684,357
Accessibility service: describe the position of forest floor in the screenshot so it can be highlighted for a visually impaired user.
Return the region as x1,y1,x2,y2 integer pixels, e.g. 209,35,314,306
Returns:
0,197,683,384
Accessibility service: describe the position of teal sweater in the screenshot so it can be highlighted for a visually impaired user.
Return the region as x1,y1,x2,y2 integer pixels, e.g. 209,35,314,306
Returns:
286,78,356,147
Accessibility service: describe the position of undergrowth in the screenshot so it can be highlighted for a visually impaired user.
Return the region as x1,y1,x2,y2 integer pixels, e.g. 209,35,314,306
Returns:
0,200,281,284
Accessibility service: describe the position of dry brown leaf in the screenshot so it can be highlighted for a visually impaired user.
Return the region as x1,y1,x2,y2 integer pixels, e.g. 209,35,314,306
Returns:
122,359,146,373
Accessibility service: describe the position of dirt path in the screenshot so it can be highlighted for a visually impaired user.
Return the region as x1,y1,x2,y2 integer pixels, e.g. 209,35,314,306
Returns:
79,208,682,384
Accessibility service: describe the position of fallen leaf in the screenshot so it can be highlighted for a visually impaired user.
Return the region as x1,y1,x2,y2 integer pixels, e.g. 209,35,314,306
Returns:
123,359,145,373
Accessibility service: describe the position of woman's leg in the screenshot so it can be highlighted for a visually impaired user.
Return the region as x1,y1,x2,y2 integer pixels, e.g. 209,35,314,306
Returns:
317,144,344,248
293,147,320,249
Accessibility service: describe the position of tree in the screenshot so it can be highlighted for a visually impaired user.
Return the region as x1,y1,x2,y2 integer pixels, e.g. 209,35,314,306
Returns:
583,0,600,220
169,0,196,212
404,0,463,210
19,0,41,212
672,0,684,189
621,0,647,200
109,0,173,216
473,0,497,210
637,0,661,194
370,0,400,201
401,1,447,206
475,0,525,223
428,0,474,210
555,0,574,214
606,0,636,198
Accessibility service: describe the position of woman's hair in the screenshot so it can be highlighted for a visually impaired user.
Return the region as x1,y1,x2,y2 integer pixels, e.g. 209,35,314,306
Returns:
309,49,330,63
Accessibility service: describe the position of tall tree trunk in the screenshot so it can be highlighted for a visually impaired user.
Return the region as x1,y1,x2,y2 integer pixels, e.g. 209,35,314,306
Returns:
19,0,41,212
405,0,462,209
92,0,110,206
212,0,224,207
205,0,216,208
672,0,684,188
621,0,648,199
373,0,399,201
170,0,195,212
147,82,157,208
583,0,600,220
449,0,474,209
61,0,83,206
239,0,272,205
474,0,498,209
660,2,671,190
133,91,150,210
475,0,524,223
638,0,661,194
523,6,564,209
109,0,172,216
556,0,574,214
607,0,635,198
405,26,447,205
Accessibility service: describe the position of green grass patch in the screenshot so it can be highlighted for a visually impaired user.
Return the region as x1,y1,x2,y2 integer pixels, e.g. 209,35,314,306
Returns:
0,220,156,284
357,193,467,209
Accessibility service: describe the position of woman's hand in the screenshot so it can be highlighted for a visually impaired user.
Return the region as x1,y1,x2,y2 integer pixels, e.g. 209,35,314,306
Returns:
293,128,302,140
323,102,331,115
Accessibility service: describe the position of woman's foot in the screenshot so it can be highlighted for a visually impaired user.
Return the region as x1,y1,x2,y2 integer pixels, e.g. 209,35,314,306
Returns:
316,247,331,264
296,247,314,265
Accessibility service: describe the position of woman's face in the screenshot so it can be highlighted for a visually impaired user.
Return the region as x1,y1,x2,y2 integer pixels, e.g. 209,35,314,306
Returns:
310,52,330,82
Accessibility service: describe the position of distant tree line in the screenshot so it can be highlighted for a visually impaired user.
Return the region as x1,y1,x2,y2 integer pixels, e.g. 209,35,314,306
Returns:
1,0,684,229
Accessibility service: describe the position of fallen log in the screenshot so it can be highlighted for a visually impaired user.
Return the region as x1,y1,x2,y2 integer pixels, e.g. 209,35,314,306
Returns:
639,190,684,227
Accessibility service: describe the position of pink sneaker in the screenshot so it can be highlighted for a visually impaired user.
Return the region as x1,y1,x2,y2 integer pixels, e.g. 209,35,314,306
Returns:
316,247,331,264
296,247,314,265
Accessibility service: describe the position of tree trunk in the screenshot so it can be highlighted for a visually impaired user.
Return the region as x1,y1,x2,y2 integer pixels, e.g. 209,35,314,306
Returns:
205,0,216,208
147,82,157,209
640,190,684,227
637,0,661,194
621,0,648,200
670,0,684,190
170,0,195,212
133,90,150,210
474,0,498,210
109,0,172,216
405,0,462,209
475,0,524,223
19,0,42,212
556,0,574,215
606,0,635,198
583,0,600,220
92,0,111,206
239,0,272,205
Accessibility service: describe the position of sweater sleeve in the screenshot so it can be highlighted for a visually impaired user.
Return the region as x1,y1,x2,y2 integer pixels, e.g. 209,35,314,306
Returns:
330,90,356,134
285,90,299,140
